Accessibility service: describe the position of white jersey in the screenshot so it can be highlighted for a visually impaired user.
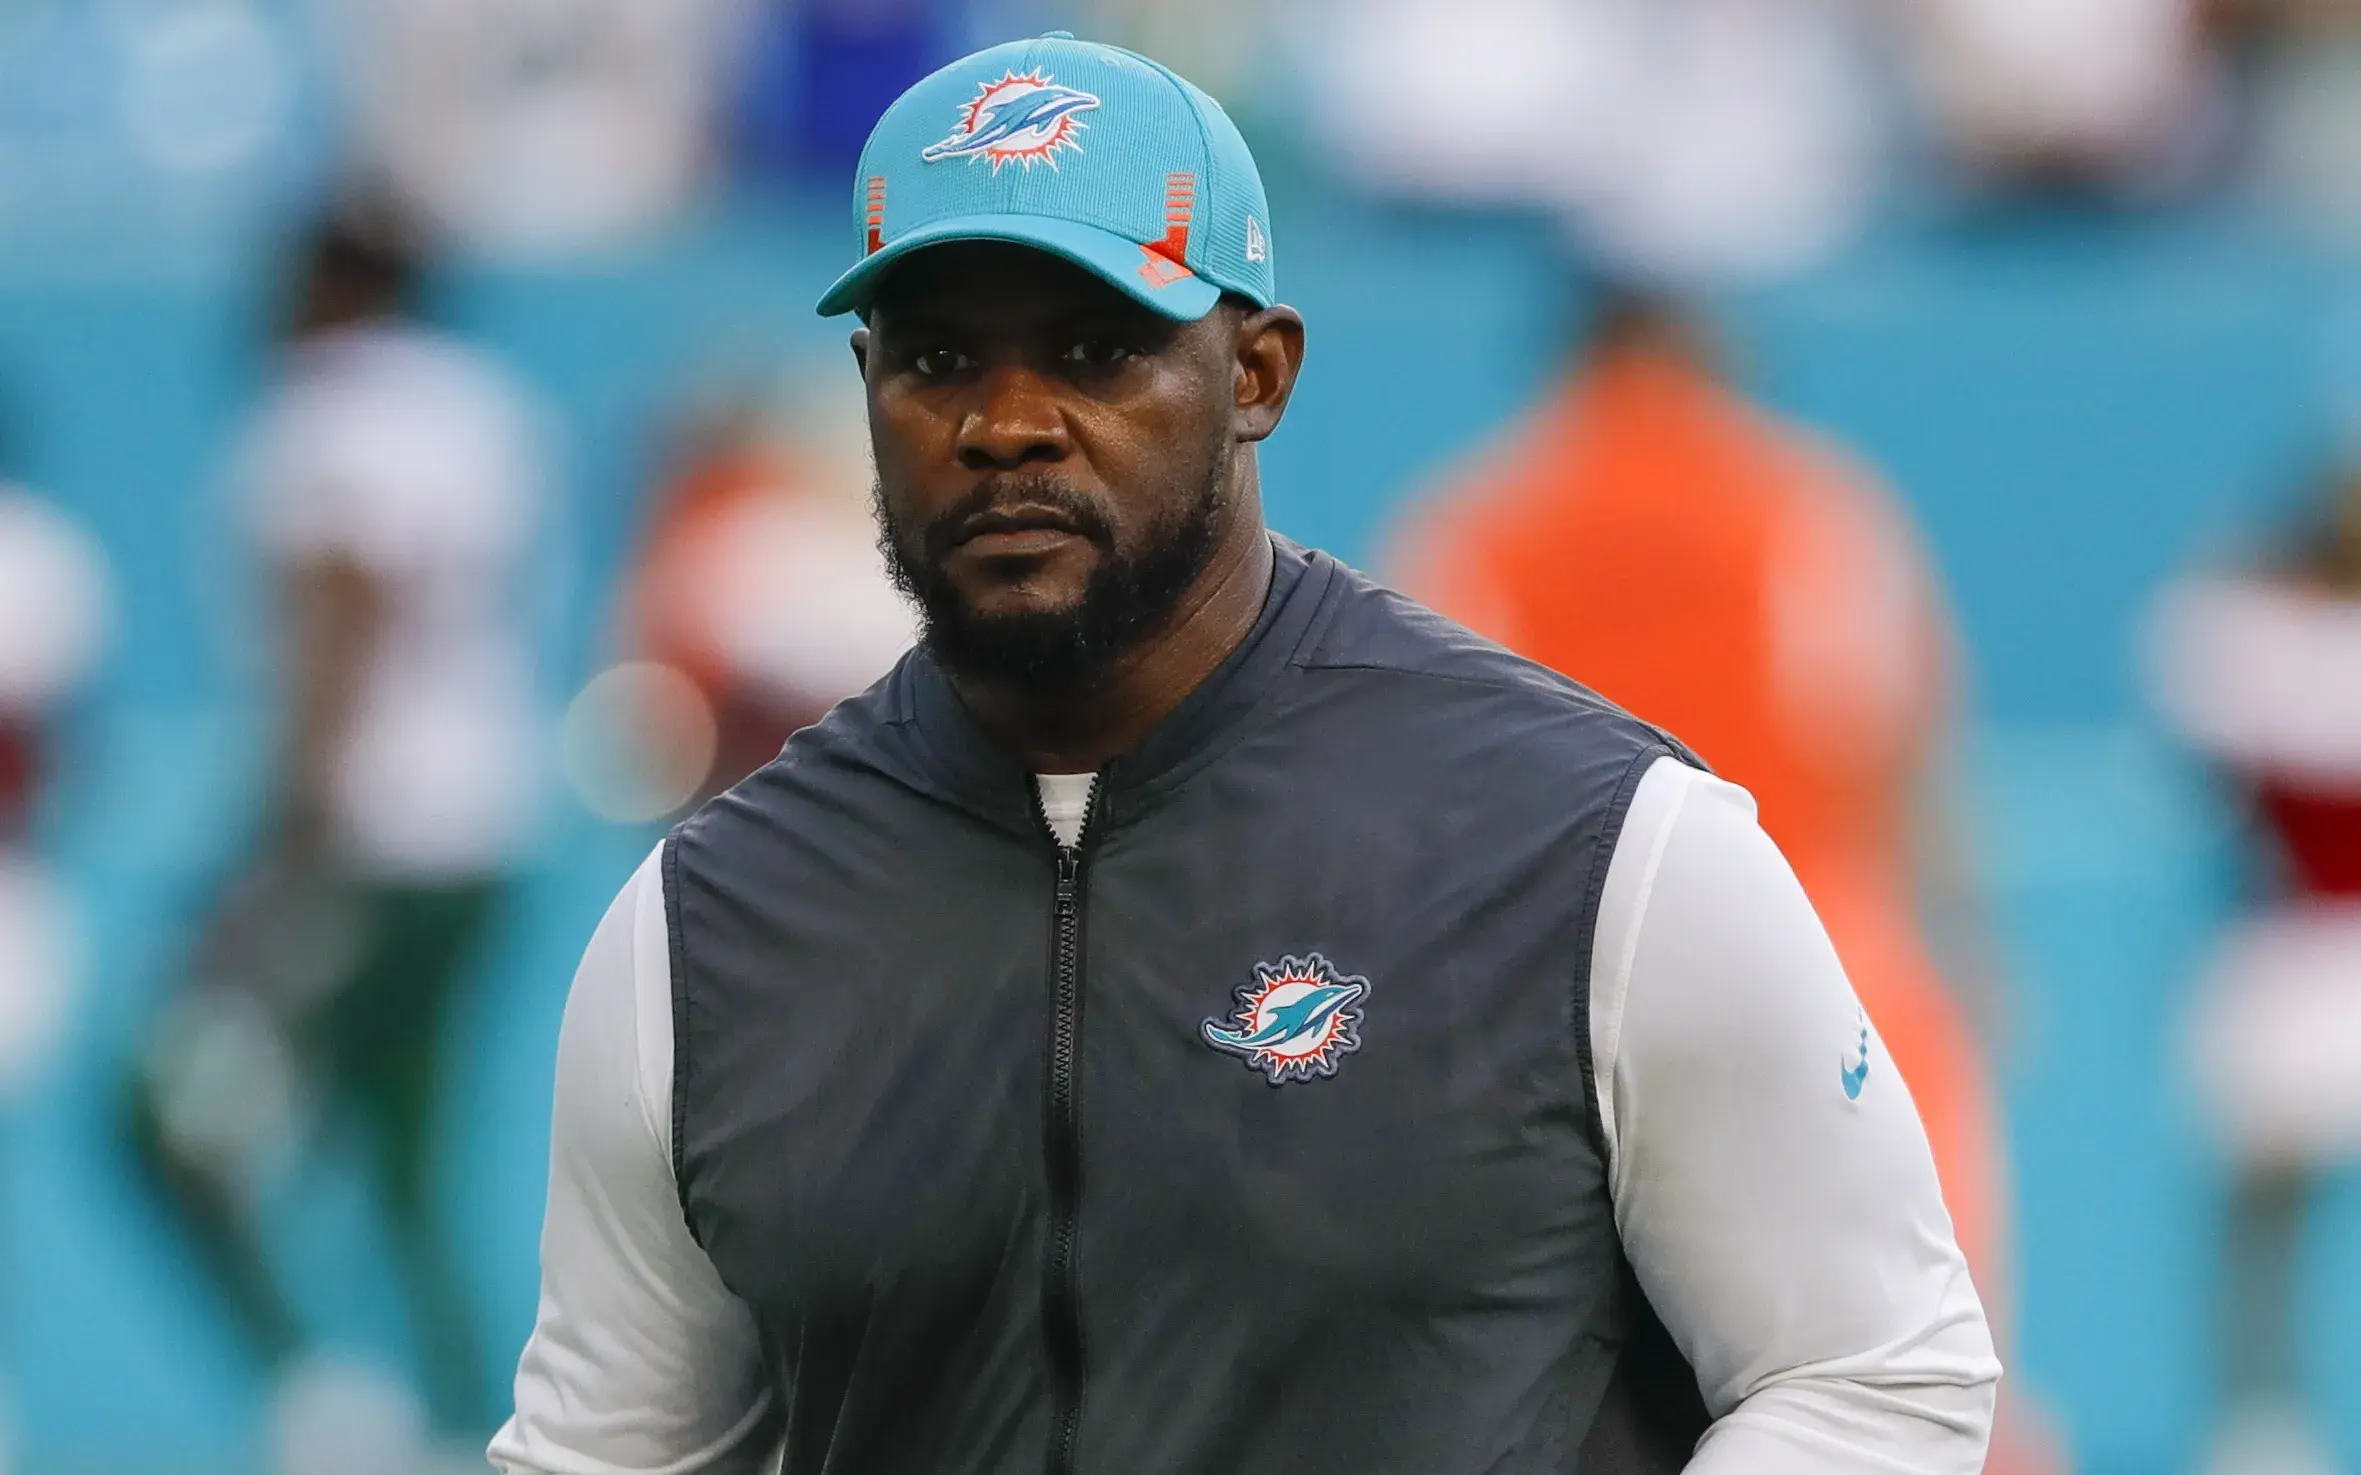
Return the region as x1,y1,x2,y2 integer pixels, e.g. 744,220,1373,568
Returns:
243,322,546,879
0,488,110,1093
492,758,1999,1474
0,488,110,715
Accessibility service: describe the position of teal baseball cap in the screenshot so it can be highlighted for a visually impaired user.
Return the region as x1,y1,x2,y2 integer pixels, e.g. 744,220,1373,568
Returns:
815,32,1276,322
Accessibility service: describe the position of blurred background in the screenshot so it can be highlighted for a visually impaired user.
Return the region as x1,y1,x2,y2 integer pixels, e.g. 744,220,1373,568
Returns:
3,0,2361,1472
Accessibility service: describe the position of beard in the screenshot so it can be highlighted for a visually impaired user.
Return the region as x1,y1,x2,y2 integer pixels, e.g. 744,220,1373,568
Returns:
876,460,1227,698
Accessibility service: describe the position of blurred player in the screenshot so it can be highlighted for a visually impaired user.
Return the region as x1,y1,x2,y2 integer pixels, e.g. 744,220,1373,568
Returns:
586,371,911,820
1397,289,2057,1475
0,465,110,1097
124,209,546,1471
2151,447,2361,1475
0,445,110,1475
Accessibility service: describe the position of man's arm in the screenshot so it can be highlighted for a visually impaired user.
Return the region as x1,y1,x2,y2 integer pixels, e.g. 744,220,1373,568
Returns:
1592,758,2000,1474
490,846,780,1475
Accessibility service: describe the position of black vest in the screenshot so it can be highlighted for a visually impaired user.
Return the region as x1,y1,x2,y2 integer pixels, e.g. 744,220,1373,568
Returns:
668,540,1708,1474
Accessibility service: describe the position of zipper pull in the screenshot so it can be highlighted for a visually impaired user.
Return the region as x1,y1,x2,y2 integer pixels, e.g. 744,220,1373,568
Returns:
1055,848,1079,902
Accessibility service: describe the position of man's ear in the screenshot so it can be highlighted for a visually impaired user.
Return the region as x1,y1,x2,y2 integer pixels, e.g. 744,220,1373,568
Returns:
1233,305,1305,445
850,325,872,378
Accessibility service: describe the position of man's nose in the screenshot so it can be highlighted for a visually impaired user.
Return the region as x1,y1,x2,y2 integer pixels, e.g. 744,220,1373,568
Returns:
956,364,1070,471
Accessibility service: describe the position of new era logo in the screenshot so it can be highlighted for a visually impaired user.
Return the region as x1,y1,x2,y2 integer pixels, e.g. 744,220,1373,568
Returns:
1245,216,1267,263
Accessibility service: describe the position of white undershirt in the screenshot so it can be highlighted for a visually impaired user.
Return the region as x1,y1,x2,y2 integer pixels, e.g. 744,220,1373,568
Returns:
1034,772,1097,848
490,757,1998,1475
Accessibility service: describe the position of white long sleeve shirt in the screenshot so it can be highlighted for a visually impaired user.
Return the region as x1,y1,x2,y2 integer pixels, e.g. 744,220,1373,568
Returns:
491,757,1998,1474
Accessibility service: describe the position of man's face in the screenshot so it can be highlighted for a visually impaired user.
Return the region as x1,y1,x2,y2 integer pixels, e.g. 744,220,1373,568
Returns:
857,243,1246,693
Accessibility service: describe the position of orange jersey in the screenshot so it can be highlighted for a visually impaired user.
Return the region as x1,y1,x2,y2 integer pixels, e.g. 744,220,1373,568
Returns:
1398,348,2002,1282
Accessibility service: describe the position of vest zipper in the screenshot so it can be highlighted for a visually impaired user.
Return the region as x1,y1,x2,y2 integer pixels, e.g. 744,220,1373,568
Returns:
1035,778,1099,1475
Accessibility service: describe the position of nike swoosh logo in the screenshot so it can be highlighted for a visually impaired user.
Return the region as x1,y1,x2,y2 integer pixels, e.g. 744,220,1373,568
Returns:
1841,1023,1871,1101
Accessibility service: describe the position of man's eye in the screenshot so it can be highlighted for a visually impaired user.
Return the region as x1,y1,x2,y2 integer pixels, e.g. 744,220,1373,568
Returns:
1063,339,1136,370
912,349,973,378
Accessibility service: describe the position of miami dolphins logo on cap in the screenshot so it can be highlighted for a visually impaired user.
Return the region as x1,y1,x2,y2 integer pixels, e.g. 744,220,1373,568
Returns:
1203,954,1368,1085
922,70,1100,172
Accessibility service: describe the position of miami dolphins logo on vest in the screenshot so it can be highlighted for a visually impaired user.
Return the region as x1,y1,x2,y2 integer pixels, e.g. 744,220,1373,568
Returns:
1202,954,1368,1085
922,70,1100,172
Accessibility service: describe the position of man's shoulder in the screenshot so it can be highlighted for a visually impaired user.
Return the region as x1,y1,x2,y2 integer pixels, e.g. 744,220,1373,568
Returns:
1293,552,1697,767
670,663,936,867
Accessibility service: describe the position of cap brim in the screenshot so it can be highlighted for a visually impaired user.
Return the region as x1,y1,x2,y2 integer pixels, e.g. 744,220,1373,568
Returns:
815,213,1223,321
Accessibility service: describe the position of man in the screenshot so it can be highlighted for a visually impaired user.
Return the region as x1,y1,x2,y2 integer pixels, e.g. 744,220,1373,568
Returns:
495,33,1998,1475
608,371,913,813
2150,447,2361,1475
0,464,110,1093
1394,290,2057,1474
0,450,111,1472
127,210,546,1466
1395,291,2009,1295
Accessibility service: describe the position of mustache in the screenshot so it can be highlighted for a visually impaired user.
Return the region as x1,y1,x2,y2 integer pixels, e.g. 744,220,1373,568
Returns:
920,475,1116,560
